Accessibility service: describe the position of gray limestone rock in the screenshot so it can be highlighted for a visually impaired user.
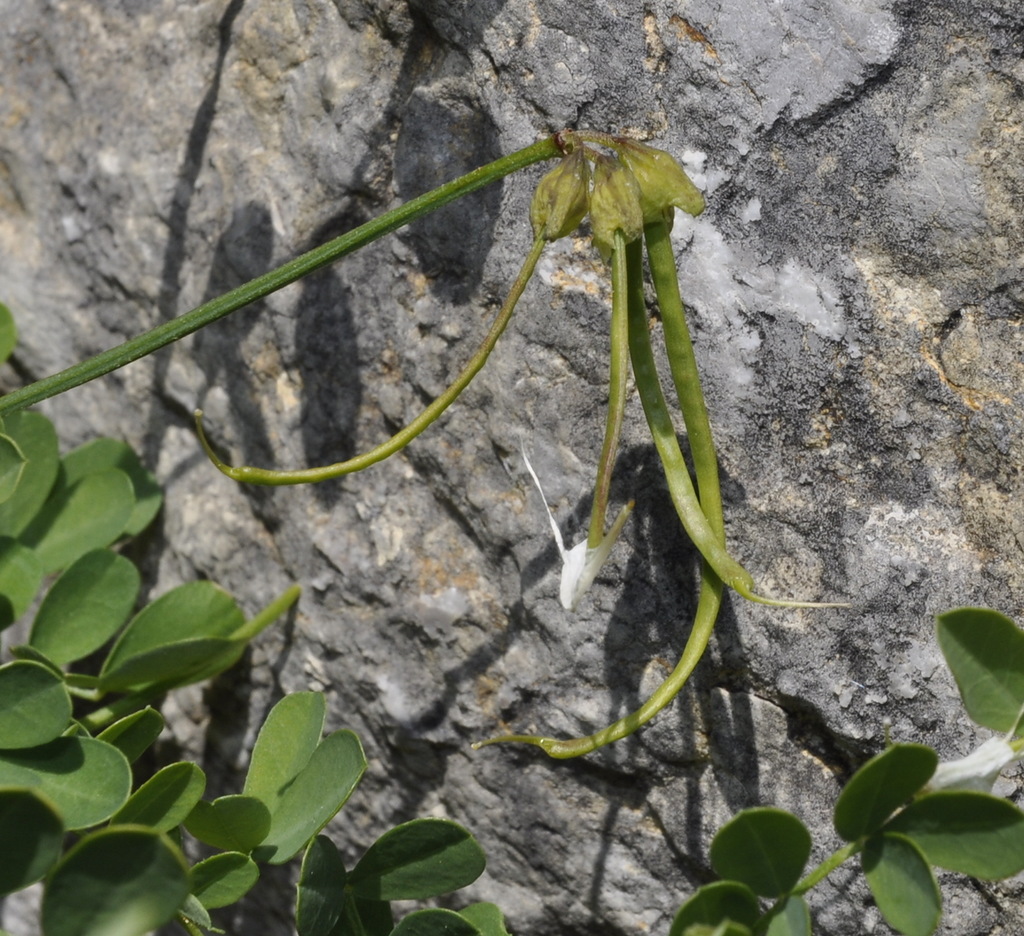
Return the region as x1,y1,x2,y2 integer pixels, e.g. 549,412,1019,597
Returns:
1,0,1023,933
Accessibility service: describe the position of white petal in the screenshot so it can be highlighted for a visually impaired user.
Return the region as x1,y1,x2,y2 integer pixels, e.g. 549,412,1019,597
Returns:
928,737,1019,793
563,502,634,611
559,540,589,610
522,447,633,611
521,445,568,559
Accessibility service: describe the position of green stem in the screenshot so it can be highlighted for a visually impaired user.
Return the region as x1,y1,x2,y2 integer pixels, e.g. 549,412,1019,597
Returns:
0,136,561,417
791,840,861,898
197,235,548,484
177,914,205,936
587,231,631,548
78,683,175,734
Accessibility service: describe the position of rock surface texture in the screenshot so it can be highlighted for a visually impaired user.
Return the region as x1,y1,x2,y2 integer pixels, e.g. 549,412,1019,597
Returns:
2,0,1023,933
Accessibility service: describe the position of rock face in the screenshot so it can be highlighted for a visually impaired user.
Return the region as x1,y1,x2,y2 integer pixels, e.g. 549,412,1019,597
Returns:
2,0,1023,932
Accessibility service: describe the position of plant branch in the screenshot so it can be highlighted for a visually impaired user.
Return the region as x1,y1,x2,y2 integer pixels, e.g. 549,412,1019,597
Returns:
0,136,561,417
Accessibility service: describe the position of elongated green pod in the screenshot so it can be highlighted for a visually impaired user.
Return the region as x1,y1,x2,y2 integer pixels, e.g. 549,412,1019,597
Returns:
196,236,548,485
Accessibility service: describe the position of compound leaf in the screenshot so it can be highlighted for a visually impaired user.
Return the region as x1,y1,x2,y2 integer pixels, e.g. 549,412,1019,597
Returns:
0,660,71,749
30,549,140,665
0,411,59,538
710,808,811,898
0,434,25,505
110,762,206,832
59,438,162,537
252,728,366,865
349,818,486,901
834,744,938,841
21,468,134,575
670,881,760,935
458,904,511,936
885,790,1024,879
936,608,1024,734
390,909,481,936
765,896,810,936
184,794,272,853
190,851,259,909
297,835,347,936
0,787,63,895
862,832,941,936
0,537,42,630
96,708,164,764
0,735,131,829
244,692,326,806
0,302,16,365
41,826,189,936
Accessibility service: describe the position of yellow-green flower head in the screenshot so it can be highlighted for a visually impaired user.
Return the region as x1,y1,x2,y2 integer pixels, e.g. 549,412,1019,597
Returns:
589,154,644,261
615,140,705,223
530,147,591,242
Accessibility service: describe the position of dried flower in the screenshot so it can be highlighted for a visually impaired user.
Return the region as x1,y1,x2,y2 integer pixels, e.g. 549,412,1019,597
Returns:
530,147,591,242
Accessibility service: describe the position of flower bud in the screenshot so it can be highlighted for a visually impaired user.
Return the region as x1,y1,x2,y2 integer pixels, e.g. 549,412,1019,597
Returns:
616,140,704,223
589,155,644,261
530,147,591,241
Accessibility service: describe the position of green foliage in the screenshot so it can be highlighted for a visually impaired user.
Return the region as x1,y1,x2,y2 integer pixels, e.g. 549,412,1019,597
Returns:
936,607,1024,733
861,833,940,936
3,140,1024,936
0,788,63,894
709,809,811,898
41,826,191,936
673,606,1024,936
0,407,502,936
833,743,937,841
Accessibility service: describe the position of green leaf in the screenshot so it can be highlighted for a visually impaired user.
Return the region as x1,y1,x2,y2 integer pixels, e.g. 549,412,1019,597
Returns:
184,795,272,853
670,881,760,935
936,608,1024,733
41,826,190,936
679,925,752,936
96,708,164,764
0,411,59,538
862,832,941,936
390,909,482,936
189,852,259,909
0,660,71,749
99,581,245,690
765,896,811,936
297,835,347,936
335,894,393,936
458,904,511,936
834,744,938,841
110,762,206,832
0,302,16,365
710,808,811,898
30,549,140,665
21,468,134,575
885,790,1024,879
178,893,214,931
348,818,486,901
0,536,42,630
0,735,131,828
253,728,366,865
0,787,63,895
99,635,244,692
59,438,162,537
0,434,26,505
8,644,63,677
244,691,326,804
